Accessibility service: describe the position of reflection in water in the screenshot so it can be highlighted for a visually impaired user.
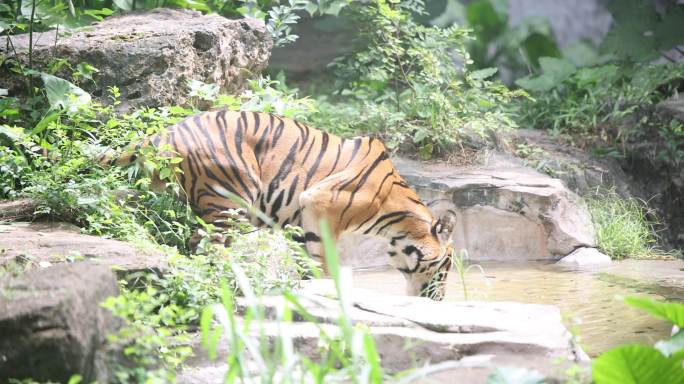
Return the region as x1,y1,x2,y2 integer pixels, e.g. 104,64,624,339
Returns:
353,260,681,356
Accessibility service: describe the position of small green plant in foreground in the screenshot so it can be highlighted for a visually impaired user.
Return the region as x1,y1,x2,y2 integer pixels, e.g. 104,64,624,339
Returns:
586,191,672,260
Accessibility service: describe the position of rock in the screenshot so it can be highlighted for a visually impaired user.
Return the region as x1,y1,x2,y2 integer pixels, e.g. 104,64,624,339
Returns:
657,94,684,124
0,9,272,110
0,221,167,275
511,129,634,198
178,279,587,382
0,263,120,383
338,156,596,264
557,247,612,268
0,198,39,221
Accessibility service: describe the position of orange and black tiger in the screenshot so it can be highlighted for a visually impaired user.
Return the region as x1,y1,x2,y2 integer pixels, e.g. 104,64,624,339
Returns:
107,110,456,300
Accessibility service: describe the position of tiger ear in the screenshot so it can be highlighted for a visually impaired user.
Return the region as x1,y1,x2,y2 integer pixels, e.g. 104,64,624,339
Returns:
432,210,456,243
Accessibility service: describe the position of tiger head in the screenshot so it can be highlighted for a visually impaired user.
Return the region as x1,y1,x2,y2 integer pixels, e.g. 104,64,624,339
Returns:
387,209,456,301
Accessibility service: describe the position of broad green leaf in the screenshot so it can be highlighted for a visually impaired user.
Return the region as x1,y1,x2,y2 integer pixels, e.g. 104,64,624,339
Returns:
470,67,498,80
40,73,91,111
31,111,61,135
486,366,545,384
515,74,556,92
574,65,620,88
413,129,428,143
563,42,600,67
625,296,684,327
592,344,684,384
655,329,684,357
538,57,576,83
0,125,26,144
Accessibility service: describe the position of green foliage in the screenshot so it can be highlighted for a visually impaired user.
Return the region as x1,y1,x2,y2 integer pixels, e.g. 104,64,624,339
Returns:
315,0,525,158
601,0,684,62
593,345,684,384
591,297,684,384
448,0,560,76
200,222,386,383
624,296,684,328
587,191,670,260
516,59,684,136
214,74,317,120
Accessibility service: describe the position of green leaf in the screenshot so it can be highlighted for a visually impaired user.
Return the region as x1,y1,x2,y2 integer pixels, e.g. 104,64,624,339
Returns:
471,67,498,80
656,329,684,357
486,366,545,384
538,57,576,83
592,344,684,384
625,296,684,327
159,168,172,180
515,74,556,92
563,42,600,67
466,0,506,42
113,0,133,11
413,129,428,143
419,143,433,160
574,65,620,88
40,73,91,111
31,111,61,135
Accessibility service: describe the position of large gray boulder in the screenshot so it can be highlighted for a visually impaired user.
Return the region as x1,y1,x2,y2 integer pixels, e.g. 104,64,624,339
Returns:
178,279,587,383
0,9,272,110
0,263,120,383
339,156,596,266
0,221,167,275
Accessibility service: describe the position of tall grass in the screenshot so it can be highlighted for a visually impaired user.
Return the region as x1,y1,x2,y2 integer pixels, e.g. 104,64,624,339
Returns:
587,191,670,260
199,219,385,383
197,219,477,383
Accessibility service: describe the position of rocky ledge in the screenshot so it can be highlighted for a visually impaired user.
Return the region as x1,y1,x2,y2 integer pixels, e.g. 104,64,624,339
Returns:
178,279,588,383
0,221,166,275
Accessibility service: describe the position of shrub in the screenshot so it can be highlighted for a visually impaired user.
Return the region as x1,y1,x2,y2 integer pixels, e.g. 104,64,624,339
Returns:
587,191,669,260
310,0,526,159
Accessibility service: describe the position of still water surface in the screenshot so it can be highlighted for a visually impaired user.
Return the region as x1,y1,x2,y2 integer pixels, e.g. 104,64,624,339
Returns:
353,260,684,356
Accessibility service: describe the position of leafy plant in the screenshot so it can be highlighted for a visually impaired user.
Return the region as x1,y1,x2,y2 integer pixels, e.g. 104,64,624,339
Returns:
587,190,671,260
431,0,560,79
600,0,684,63
592,296,684,384
317,0,525,158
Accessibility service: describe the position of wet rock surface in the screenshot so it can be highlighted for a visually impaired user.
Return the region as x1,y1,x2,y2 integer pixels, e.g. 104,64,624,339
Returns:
178,279,586,383
0,221,166,275
0,9,272,111
0,263,120,383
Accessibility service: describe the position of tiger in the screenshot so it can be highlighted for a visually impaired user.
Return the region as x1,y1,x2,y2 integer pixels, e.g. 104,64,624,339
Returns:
106,110,456,300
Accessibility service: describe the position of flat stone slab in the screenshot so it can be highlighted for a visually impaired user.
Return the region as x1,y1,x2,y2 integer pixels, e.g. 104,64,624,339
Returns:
0,222,166,274
179,279,587,382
